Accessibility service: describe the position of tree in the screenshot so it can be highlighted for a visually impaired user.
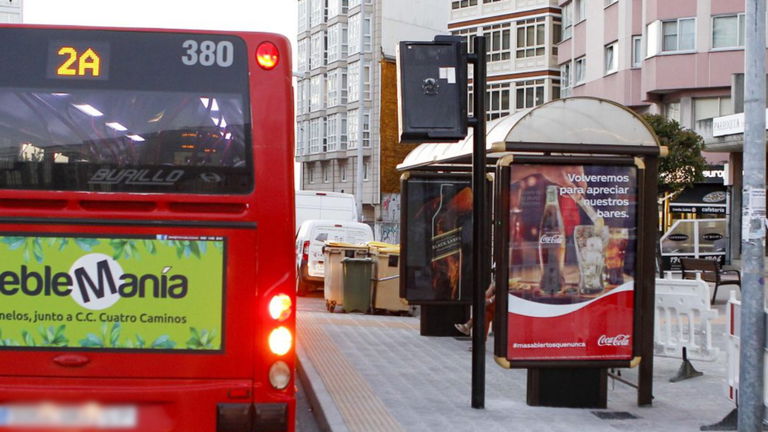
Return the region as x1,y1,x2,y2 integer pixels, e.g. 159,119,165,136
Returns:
643,114,707,195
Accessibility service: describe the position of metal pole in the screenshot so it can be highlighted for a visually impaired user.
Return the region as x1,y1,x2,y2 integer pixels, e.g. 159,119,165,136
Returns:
739,0,766,430
470,35,487,410
355,7,365,222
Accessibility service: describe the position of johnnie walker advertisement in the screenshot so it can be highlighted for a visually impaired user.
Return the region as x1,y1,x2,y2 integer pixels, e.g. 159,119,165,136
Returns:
402,175,473,304
504,164,637,361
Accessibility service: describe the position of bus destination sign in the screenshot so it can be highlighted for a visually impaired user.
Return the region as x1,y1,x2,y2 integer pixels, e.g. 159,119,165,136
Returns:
47,41,110,80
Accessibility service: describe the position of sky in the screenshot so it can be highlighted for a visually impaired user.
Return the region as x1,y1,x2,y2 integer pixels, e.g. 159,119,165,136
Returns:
23,0,298,59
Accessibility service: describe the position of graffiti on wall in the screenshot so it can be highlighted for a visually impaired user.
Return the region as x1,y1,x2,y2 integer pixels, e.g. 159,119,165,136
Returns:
381,194,401,223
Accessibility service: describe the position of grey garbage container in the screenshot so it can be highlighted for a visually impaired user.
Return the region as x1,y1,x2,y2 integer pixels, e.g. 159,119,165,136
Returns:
341,257,373,313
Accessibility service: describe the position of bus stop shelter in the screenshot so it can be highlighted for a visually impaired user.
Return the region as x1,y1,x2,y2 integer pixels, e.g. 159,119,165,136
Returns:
397,97,662,407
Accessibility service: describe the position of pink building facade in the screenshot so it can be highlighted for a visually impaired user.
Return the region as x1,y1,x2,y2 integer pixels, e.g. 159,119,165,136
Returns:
558,0,747,135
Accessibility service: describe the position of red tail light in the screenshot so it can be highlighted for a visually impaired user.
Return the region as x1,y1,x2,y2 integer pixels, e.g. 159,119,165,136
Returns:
256,42,279,70
302,241,309,262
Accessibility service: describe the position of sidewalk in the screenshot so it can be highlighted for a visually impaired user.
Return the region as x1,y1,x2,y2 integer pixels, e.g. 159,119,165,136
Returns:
296,284,737,432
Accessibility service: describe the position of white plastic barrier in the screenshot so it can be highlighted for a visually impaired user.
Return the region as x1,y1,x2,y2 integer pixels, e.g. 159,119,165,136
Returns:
655,275,720,361
725,293,768,406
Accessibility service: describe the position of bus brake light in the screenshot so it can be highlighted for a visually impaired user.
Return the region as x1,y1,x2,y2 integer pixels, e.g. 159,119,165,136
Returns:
268,327,292,356
268,294,292,321
256,42,279,70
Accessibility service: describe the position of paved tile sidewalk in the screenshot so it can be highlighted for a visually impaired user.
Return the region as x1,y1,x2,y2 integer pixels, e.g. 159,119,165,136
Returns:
296,289,736,432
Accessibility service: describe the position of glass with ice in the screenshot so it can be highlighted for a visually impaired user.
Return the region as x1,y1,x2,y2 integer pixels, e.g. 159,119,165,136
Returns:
574,224,609,295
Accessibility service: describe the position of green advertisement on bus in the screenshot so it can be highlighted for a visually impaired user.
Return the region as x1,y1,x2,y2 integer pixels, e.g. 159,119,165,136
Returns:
0,234,224,351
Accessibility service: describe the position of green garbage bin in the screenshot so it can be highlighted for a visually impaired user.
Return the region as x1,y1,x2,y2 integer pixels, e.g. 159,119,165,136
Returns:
341,257,373,313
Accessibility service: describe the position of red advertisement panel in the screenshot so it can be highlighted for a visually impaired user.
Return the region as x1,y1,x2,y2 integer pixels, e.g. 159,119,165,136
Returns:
505,164,637,361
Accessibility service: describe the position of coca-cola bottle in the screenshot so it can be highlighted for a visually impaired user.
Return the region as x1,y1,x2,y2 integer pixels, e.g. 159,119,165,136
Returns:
431,184,463,301
539,185,566,295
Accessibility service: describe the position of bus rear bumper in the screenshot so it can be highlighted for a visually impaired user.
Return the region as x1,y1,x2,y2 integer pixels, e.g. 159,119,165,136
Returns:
218,402,288,432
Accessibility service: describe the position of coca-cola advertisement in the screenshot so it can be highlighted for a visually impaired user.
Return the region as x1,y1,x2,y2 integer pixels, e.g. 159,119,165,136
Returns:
401,174,474,304
504,164,637,361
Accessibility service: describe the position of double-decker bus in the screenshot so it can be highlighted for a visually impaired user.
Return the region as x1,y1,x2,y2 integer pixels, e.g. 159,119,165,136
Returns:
0,25,296,431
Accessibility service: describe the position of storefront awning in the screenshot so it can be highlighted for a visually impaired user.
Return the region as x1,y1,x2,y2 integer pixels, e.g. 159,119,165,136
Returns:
669,184,727,215
397,97,659,171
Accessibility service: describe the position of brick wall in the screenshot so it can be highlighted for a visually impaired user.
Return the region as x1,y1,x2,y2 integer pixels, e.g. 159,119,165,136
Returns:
380,58,418,194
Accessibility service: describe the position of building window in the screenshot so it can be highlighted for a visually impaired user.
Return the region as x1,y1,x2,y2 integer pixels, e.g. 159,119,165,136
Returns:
310,31,326,69
297,39,308,73
348,110,358,148
348,14,371,54
604,41,618,75
327,24,348,63
552,81,561,100
298,0,309,33
307,163,315,184
713,14,745,49
574,56,586,84
632,35,643,67
310,74,325,112
296,121,306,156
694,96,733,121
515,79,545,109
309,118,325,154
452,0,478,9
467,84,474,117
486,83,511,120
665,102,681,123
328,0,348,17
310,0,325,28
340,161,347,182
326,113,348,151
552,20,562,56
363,157,370,180
347,109,370,148
485,24,511,62
327,113,338,151
575,0,586,23
516,18,544,59
662,18,695,52
560,62,571,97
363,17,372,52
326,68,347,108
322,163,329,183
362,111,371,147
297,80,307,114
348,14,360,54
562,2,573,40
363,64,371,100
454,27,478,54
349,0,360,7
348,61,360,102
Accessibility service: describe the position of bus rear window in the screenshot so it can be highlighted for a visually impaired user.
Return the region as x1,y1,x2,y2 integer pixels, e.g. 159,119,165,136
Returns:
0,28,252,194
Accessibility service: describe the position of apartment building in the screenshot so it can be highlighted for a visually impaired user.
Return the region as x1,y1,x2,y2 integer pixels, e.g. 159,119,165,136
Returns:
557,0,745,131
295,0,448,241
0,0,22,23
449,0,563,119
556,0,750,259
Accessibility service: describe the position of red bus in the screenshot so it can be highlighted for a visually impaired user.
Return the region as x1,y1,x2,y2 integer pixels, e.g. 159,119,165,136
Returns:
0,25,296,431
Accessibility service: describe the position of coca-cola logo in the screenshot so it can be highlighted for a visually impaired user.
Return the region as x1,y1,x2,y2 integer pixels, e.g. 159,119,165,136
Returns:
668,234,689,242
597,334,631,346
539,234,563,244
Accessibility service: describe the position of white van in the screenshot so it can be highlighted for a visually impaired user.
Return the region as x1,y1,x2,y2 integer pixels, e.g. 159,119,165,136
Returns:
295,219,373,295
295,190,357,232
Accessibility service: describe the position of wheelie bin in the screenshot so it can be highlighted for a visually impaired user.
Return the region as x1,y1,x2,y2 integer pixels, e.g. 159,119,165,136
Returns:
370,244,409,314
341,257,374,313
323,242,369,313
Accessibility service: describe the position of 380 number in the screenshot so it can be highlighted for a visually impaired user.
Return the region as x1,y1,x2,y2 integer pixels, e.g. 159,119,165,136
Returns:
181,40,234,67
